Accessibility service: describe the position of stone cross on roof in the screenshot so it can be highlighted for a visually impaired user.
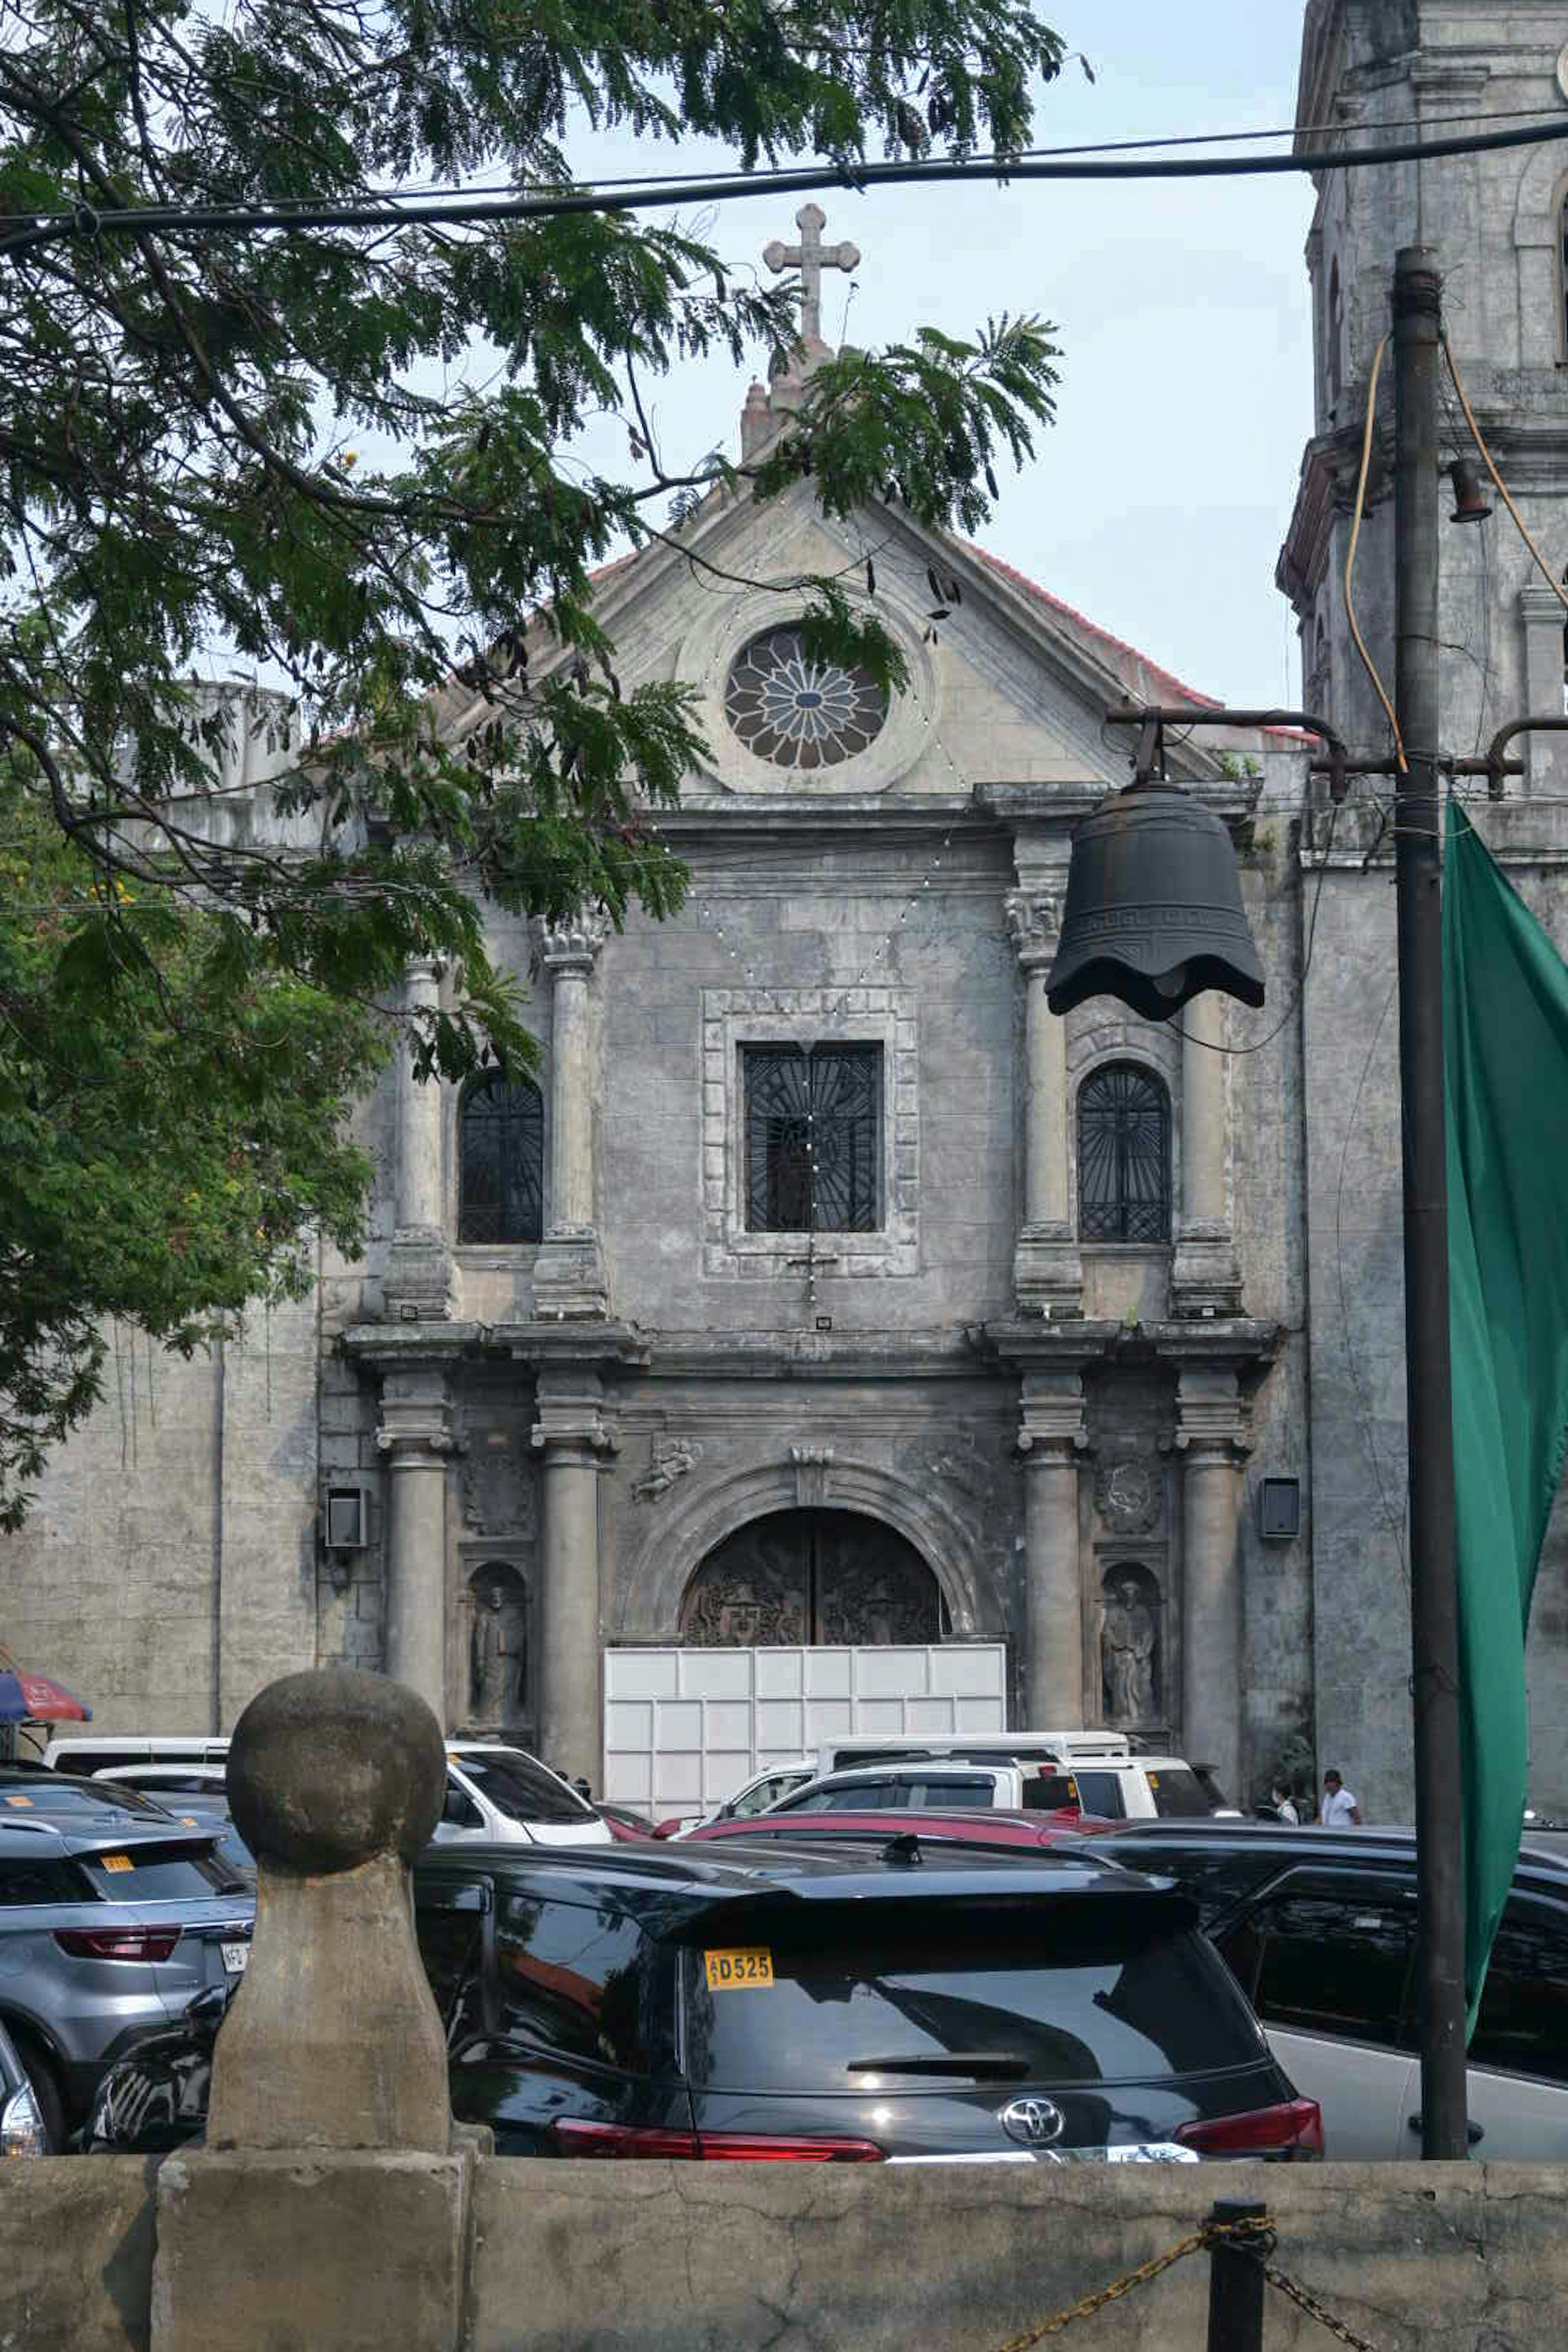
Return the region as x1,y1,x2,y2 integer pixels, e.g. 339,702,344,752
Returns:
763,203,860,354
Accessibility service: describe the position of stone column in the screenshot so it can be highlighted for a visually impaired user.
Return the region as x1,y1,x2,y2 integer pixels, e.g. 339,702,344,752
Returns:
1520,582,1568,796
1006,884,1081,1314
1017,1370,1089,1728
376,1367,457,1724
533,913,610,1321
386,958,460,1321
532,1373,616,1788
1174,1364,1250,1804
1171,990,1242,1317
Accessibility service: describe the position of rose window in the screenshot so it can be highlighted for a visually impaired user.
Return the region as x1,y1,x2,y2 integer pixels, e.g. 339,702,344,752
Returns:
723,627,888,771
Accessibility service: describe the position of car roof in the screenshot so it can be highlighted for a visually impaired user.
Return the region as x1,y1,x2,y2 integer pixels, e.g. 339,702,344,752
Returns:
0,1817,225,1862
413,1832,1165,1913
796,1764,1014,1789
693,1809,1074,1846
1080,1818,1568,1890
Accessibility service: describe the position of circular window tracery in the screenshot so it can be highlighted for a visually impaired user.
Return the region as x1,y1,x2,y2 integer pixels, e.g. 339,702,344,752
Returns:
723,626,888,771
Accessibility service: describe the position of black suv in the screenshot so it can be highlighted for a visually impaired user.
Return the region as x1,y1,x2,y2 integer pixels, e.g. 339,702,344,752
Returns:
1079,1821,1568,2160
88,1835,1319,2162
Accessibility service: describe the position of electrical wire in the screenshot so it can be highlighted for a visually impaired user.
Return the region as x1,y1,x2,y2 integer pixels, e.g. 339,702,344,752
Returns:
1343,332,1405,774
1444,334,1568,621
10,110,1568,258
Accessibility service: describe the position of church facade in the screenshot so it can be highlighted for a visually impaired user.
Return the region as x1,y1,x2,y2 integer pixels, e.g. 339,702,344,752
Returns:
8,0,1568,1819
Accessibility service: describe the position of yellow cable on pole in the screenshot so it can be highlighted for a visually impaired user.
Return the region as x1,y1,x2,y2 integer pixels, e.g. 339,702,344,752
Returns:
1445,332,1568,617
1344,331,1407,774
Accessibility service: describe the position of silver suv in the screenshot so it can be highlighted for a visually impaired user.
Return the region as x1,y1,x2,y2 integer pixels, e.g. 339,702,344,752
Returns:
0,1816,253,2147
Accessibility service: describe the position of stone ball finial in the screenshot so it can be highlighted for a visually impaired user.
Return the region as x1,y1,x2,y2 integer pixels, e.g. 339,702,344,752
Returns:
227,1668,445,1873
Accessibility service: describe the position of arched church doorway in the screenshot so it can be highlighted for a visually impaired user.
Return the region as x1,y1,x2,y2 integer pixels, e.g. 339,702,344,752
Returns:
677,1509,947,1647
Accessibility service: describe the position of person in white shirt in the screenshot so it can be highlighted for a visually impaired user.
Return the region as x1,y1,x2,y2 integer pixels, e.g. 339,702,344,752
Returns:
1270,1781,1300,1824
1319,1769,1362,1828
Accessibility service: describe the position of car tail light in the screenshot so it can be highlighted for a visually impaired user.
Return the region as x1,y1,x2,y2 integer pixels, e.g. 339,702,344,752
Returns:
54,1925,182,1963
1175,2098,1323,2158
549,2119,884,2163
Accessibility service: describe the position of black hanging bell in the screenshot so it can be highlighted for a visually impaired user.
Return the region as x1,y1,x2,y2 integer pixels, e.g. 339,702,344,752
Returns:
1045,780,1266,1022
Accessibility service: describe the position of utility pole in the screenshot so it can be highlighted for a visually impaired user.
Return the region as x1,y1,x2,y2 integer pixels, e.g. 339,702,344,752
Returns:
1392,244,1469,2160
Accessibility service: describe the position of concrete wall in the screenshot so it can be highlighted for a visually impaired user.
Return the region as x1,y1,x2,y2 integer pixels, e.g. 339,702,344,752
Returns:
468,2158,1560,2352
0,2158,156,2352
13,2151,1568,2352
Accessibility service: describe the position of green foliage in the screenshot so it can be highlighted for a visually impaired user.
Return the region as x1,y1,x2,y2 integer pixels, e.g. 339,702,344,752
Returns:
0,0,1065,1517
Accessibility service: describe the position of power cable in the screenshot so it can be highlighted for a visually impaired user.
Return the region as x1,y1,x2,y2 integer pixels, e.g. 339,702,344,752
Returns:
1343,332,1405,773
9,111,1568,258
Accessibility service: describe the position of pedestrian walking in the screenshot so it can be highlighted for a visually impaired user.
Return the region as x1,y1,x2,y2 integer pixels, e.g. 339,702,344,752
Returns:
1319,1768,1362,1826
1270,1780,1300,1824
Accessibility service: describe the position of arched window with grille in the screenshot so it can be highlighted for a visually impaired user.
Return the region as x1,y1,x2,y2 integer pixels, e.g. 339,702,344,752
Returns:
1078,1063,1171,1243
459,1073,544,1245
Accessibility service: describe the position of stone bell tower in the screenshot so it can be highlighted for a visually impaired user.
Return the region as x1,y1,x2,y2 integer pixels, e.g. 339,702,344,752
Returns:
1278,1,1568,792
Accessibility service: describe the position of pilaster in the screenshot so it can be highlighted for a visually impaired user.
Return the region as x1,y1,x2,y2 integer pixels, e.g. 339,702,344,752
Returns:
1171,989,1243,1319
533,912,611,1321
530,1366,618,1788
386,958,461,1323
1005,882,1082,1316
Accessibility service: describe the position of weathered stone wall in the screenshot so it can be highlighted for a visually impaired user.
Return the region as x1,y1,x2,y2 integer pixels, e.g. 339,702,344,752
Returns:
468,2158,1564,2352
0,2156,156,2352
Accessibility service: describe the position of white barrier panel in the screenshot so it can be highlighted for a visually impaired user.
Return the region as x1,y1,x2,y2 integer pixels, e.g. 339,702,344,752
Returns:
602,1644,1008,1820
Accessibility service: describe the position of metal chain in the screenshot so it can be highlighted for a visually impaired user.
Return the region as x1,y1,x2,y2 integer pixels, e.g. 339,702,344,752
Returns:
993,2214,1272,2348
1265,2261,1388,2352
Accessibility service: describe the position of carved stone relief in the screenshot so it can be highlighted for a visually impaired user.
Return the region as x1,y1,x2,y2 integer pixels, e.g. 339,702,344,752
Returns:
633,1435,703,1503
460,1434,537,1539
1093,1456,1163,1536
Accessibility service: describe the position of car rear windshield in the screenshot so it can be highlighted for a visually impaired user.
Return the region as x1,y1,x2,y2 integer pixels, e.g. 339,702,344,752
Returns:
679,1903,1262,2091
1146,1769,1217,1820
0,1777,168,1819
453,1753,596,1825
78,1843,248,1899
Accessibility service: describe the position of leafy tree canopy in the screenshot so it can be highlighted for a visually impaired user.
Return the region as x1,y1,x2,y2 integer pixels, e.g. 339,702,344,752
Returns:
0,0,1065,1515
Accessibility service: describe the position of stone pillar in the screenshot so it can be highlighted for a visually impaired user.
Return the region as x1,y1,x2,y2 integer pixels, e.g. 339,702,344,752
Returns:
1520,582,1568,796
1174,1364,1251,1805
532,1373,616,1788
154,1670,476,2352
376,1367,457,1726
1006,884,1082,1314
1017,1370,1089,1728
1171,990,1243,1317
533,912,611,1321
386,958,460,1321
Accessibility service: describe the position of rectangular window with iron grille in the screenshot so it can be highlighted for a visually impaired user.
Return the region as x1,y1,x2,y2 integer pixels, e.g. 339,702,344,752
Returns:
743,1045,882,1232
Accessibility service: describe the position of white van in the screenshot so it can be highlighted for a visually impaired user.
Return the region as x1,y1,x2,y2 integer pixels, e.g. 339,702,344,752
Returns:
668,1731,1231,1837
49,1735,609,1848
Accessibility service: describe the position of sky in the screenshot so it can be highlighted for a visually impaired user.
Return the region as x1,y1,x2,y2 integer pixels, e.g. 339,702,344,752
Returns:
550,3,1319,708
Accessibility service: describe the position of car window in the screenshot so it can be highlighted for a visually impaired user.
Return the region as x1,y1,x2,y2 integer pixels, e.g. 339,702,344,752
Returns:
1469,1897,1568,2083
909,1778,995,1810
493,1893,657,2072
441,1781,485,1830
452,1753,596,1826
1220,1883,1413,2048
78,1843,246,1900
415,1883,490,2041
1020,1773,1079,1812
1073,1772,1127,1821
681,1908,1263,2091
1146,1769,1215,1820
0,1857,89,1905
1094,1842,1286,1930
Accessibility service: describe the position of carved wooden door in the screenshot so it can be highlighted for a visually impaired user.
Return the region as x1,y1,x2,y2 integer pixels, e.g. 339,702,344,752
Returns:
679,1510,942,1646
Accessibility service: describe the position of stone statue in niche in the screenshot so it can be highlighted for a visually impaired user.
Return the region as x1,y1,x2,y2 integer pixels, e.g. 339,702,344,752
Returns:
469,1563,528,1724
1101,1572,1159,1723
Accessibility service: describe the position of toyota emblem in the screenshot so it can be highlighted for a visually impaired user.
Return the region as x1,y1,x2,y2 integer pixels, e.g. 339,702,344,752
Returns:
1000,2097,1064,2148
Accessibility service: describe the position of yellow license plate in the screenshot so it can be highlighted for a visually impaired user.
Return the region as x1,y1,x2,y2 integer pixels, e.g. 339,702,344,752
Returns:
99,1853,134,1873
704,1947,774,1991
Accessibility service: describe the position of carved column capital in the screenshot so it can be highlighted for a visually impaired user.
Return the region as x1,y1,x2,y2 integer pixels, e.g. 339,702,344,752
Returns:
1016,1368,1090,1463
1005,885,1065,972
1170,1364,1252,1468
531,1374,618,1462
537,908,610,976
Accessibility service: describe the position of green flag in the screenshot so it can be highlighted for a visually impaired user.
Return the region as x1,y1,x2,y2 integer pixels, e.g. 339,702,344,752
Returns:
1443,799,1568,2028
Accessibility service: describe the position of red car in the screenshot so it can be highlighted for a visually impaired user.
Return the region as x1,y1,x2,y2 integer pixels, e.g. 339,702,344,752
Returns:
682,1806,1119,1850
